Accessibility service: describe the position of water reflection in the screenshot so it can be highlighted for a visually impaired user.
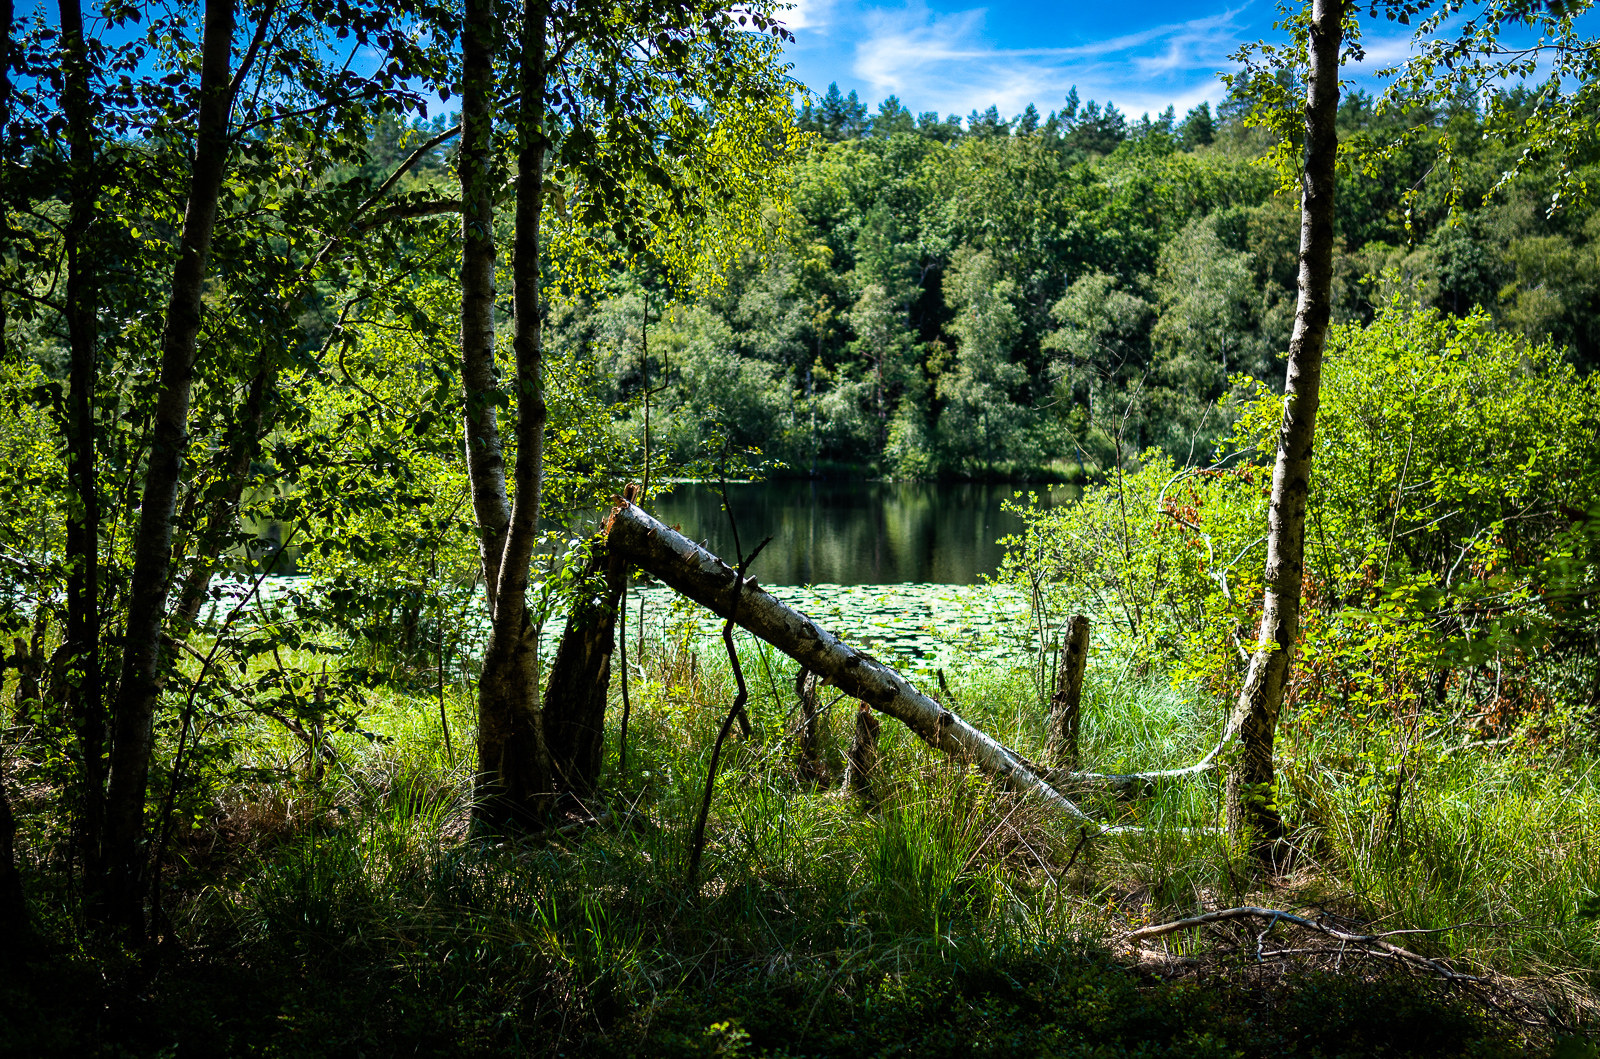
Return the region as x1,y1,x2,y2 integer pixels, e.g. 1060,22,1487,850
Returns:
650,480,1078,586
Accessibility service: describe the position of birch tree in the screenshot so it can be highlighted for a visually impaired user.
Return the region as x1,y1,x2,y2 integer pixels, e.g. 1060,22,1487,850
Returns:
1222,0,1344,851
455,0,798,829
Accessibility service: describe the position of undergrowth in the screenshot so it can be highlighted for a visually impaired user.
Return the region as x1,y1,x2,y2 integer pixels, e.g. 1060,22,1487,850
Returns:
3,630,1597,1056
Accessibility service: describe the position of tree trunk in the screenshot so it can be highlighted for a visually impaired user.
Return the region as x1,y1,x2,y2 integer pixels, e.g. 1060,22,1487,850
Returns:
793,667,829,784
1049,614,1089,767
543,539,626,796
842,703,881,807
103,0,237,933
472,0,558,830
171,363,278,626
458,0,510,610
56,0,108,900
0,6,22,921
10,635,40,722
1225,0,1342,854
604,501,1092,821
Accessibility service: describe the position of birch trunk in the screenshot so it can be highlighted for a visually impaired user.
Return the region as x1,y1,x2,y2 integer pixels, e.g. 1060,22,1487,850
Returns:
103,0,237,932
604,502,1092,822
459,0,510,610
1225,0,1342,851
472,0,557,829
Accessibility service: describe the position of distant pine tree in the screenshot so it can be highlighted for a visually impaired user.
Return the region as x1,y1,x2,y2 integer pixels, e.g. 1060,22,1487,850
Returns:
816,82,868,140
872,95,916,136
1179,101,1215,148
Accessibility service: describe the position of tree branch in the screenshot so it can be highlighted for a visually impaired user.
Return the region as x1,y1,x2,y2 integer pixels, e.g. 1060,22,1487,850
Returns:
1127,906,1483,982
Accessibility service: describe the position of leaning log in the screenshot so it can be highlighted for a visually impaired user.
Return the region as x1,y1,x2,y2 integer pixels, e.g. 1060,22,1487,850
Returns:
603,501,1092,822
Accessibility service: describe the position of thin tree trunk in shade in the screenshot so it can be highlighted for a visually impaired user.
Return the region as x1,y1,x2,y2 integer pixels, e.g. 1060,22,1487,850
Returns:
58,0,106,894
0,0,26,945
103,0,237,932
171,364,277,626
473,0,557,830
1225,0,1342,854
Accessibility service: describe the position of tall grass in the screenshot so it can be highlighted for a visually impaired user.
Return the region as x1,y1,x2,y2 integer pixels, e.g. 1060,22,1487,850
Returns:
201,630,1600,988
4,623,1592,1054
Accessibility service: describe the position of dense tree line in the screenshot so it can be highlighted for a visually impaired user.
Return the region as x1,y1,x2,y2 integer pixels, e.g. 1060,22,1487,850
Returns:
554,79,1600,479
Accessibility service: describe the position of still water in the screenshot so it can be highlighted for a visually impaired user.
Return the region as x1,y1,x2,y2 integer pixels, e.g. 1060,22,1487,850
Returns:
649,480,1078,586
237,481,1079,665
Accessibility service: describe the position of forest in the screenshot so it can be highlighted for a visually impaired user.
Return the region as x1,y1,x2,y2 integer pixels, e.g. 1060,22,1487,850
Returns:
2,0,1600,1055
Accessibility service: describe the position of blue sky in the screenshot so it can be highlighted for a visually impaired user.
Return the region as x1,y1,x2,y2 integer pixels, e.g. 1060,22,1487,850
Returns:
28,0,1587,130
774,0,1427,121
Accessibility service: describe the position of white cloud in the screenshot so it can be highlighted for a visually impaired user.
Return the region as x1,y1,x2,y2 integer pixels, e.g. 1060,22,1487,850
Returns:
826,1,1252,121
784,2,1600,123
781,0,840,32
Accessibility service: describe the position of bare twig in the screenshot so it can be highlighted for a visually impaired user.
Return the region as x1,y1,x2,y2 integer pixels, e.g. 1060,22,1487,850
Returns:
1127,906,1483,982
684,464,771,893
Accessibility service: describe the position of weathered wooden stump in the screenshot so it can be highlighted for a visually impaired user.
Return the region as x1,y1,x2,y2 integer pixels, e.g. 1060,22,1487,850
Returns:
794,667,830,785
1049,614,1090,767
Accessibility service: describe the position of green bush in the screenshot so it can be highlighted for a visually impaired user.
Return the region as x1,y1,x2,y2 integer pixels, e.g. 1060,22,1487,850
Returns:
1004,299,1600,729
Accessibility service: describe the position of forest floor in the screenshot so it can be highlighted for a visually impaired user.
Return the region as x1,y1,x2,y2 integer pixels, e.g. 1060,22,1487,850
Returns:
4,633,1599,1057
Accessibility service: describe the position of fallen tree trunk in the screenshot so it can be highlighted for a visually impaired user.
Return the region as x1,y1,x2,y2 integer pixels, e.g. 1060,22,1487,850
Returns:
603,501,1092,822
1035,737,1235,797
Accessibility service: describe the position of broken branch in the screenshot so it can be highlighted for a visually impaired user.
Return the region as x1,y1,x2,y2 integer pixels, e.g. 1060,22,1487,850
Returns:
1127,906,1483,982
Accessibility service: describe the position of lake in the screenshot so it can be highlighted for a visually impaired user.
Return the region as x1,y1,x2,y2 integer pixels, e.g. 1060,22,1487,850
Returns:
648,480,1078,586
245,480,1080,667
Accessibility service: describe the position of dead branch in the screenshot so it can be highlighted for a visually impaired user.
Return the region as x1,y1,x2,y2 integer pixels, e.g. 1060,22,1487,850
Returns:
1127,906,1483,982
